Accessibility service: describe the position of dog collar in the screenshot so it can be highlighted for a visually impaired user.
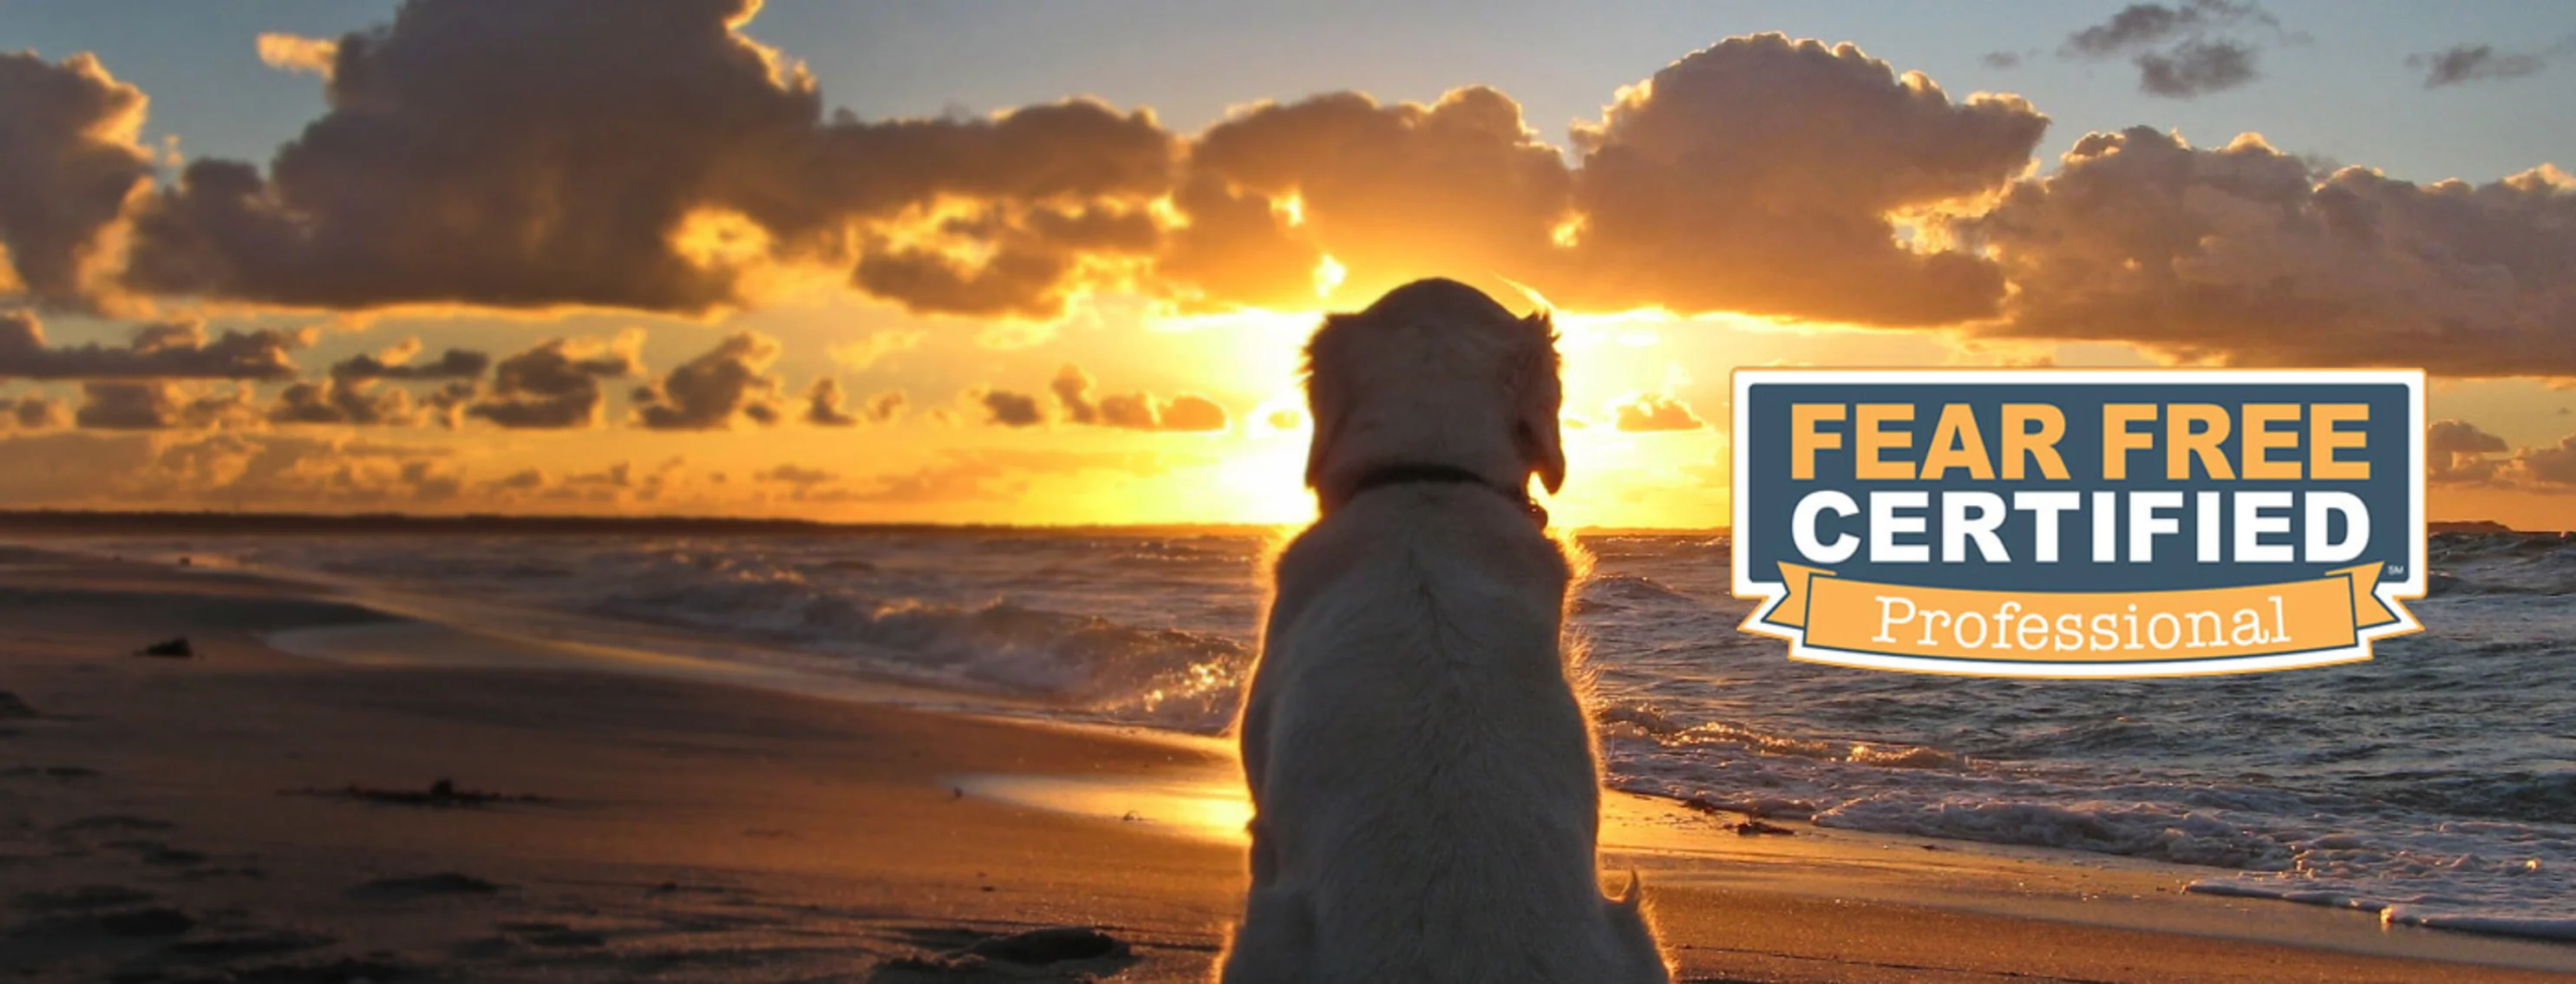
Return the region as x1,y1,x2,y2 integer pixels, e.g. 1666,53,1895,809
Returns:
1342,464,1548,528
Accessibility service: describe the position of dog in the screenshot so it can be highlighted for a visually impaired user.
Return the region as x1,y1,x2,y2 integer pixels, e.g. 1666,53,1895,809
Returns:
1216,279,1670,983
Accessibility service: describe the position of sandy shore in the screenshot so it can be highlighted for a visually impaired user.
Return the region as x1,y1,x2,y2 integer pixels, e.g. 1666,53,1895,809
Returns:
1,548,2570,982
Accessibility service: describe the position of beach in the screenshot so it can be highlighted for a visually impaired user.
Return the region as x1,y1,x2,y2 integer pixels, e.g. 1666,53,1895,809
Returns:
0,547,2569,982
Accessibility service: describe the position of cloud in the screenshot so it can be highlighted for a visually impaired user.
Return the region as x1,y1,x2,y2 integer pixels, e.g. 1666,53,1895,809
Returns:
804,377,859,427
753,463,838,487
631,331,784,430
0,312,302,382
1,393,67,430
1551,35,2047,325
114,0,1174,317
862,390,906,423
801,377,904,427
0,430,464,507
1043,364,1229,431
2060,1,2277,98
39,10,2056,330
0,52,154,308
1965,128,2576,376
979,389,1044,428
1612,393,1707,431
1161,86,1573,310
2409,42,2565,89
465,331,641,429
255,33,337,78
2137,39,2259,97
269,378,414,426
855,201,1163,318
329,338,488,380
1982,51,2024,69
2429,419,2510,484
74,381,259,430
2509,434,2576,487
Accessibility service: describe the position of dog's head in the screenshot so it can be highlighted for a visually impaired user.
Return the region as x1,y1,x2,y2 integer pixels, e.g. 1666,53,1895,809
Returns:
1302,278,1565,510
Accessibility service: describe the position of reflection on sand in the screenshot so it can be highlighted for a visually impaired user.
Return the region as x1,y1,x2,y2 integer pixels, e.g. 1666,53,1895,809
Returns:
955,773,1254,844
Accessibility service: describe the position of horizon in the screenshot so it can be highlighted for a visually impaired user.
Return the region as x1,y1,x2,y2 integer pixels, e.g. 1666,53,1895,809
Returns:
3,1,2573,528
0,507,2551,538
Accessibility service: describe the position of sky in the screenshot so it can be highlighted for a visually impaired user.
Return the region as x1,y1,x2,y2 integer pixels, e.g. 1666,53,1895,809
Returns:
2,0,2573,528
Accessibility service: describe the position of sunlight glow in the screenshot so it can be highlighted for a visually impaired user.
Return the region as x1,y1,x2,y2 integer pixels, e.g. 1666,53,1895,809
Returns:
955,772,1254,843
1312,254,1347,298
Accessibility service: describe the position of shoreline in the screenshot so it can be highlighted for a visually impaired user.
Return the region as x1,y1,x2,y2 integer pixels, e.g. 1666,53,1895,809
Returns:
1,547,2570,981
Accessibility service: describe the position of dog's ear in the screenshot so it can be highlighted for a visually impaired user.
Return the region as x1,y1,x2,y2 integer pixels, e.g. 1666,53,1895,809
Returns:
1514,310,1566,495
1301,317,1346,490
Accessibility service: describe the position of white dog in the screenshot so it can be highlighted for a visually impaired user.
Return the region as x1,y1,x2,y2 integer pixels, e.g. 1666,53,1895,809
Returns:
1217,279,1670,983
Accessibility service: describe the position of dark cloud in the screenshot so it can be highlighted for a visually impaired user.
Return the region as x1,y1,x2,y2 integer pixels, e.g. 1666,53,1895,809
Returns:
2064,0,2258,56
0,430,461,507
1612,394,1707,432
1,393,67,430
420,379,476,430
114,0,1173,317
2429,419,2510,484
979,389,1044,428
864,390,906,423
2137,39,2259,97
2061,1,2276,98
2510,434,2576,487
2409,43,2561,89
1965,128,2576,376
0,53,154,308
856,201,1162,318
0,17,2077,332
465,332,640,430
0,312,303,380
269,378,413,426
631,331,784,430
1050,364,1100,424
802,377,905,427
1163,86,1574,309
1982,51,2024,69
74,381,259,430
804,377,859,427
488,469,546,493
1552,35,2046,325
330,338,488,380
479,457,693,505
47,12,2046,329
753,463,837,487
1043,364,1229,431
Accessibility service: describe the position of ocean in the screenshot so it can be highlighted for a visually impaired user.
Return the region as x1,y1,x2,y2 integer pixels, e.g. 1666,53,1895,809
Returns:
49,528,2576,943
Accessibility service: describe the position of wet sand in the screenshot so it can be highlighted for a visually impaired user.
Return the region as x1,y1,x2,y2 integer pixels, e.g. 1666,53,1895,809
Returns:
1,549,2570,981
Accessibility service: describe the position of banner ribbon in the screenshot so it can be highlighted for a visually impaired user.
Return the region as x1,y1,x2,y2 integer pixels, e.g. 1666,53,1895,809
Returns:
1763,562,2402,664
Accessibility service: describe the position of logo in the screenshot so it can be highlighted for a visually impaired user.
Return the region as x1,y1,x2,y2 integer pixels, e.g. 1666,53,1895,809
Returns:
1729,370,2425,678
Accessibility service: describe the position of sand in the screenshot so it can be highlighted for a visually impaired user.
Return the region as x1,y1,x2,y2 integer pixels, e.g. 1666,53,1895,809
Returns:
0,548,2570,982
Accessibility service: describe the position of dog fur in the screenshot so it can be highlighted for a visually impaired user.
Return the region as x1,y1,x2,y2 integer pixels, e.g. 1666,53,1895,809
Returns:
1216,279,1671,983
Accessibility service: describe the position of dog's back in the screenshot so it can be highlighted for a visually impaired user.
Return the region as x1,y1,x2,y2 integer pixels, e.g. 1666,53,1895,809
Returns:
1219,279,1670,983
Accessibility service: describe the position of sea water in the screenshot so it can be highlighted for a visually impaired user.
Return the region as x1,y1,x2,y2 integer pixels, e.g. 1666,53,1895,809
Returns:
52,528,2576,942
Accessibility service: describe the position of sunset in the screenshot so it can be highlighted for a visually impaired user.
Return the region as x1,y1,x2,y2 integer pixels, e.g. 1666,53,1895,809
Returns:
2,3,2573,981
0,1,2566,529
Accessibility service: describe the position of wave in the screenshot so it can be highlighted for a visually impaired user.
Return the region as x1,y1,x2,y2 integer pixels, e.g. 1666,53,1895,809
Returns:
592,570,1252,731
49,528,2576,946
2427,531,2576,596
